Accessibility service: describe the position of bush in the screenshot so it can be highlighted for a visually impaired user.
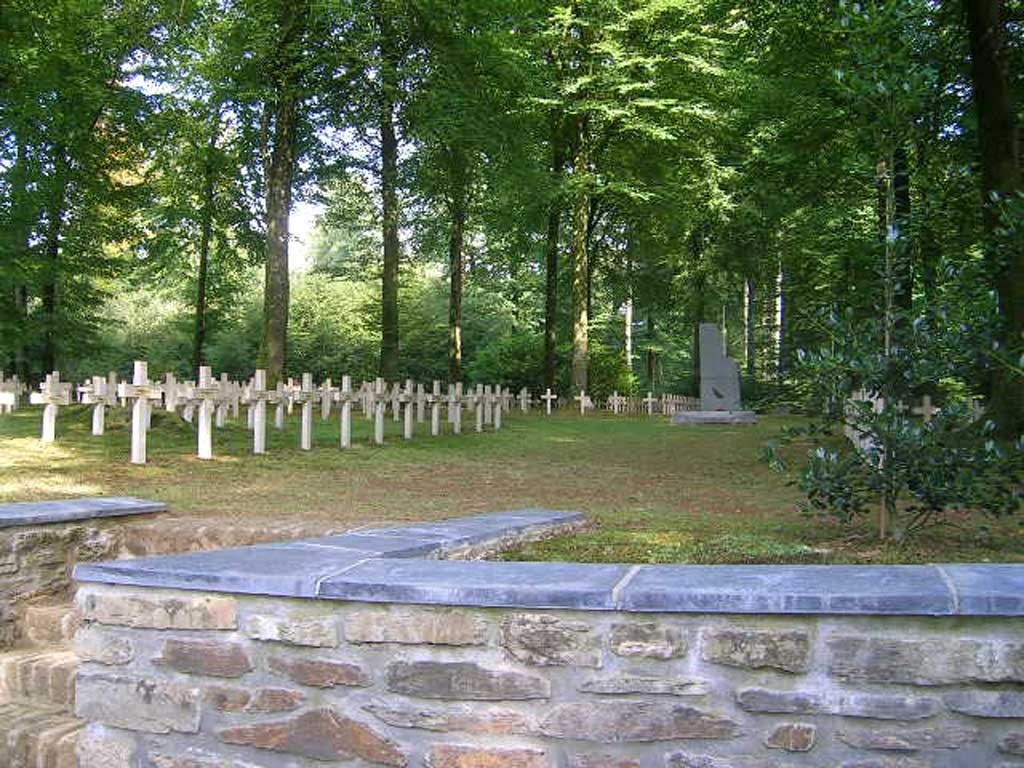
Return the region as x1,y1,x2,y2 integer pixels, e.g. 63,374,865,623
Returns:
765,312,1022,543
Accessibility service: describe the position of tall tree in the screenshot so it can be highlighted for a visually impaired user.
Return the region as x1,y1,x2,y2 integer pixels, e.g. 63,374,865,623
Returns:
964,0,1023,435
260,0,311,384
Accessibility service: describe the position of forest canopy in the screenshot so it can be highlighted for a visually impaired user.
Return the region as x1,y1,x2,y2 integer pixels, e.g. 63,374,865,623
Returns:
1,0,1021,432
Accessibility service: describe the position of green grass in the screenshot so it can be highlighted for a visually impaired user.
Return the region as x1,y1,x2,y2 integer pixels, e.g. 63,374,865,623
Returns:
0,405,1019,563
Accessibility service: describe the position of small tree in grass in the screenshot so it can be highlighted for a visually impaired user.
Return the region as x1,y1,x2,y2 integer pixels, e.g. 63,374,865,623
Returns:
765,312,1021,544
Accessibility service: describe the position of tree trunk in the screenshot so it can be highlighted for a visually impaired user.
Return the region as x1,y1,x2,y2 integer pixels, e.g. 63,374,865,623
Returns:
543,119,565,391
194,108,221,375
260,0,309,386
893,146,913,312
645,310,657,387
569,115,590,394
964,0,1023,436
378,6,401,381
775,264,787,383
446,148,468,383
41,160,68,375
689,229,706,396
744,278,756,380
624,295,633,371
8,140,32,380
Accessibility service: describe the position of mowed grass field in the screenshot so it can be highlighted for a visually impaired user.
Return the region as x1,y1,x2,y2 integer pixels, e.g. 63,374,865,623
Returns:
0,404,1019,564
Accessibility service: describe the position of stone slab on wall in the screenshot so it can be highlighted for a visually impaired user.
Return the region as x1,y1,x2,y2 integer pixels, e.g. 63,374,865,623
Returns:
73,583,1024,768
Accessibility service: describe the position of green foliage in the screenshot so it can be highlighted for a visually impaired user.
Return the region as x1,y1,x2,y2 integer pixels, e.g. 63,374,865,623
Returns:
766,313,1022,543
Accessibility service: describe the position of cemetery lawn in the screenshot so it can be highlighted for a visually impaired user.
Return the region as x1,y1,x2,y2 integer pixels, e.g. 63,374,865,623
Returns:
0,406,1020,564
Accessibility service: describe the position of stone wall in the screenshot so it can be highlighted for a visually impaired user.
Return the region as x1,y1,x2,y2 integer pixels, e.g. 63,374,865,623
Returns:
73,582,1024,768
0,519,128,647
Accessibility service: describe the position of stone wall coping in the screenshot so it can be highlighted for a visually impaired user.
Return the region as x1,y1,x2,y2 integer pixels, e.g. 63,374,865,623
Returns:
74,509,1024,616
0,496,166,528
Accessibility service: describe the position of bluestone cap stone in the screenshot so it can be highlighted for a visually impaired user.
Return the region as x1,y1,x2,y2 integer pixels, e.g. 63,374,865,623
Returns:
72,509,1024,616
319,558,629,609
0,497,165,528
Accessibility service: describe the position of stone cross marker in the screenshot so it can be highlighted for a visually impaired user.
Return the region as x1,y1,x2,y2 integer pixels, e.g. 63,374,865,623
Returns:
448,382,462,435
374,378,386,445
429,380,442,437
320,378,337,422
273,382,287,430
215,373,231,428
608,391,623,415
195,366,220,460
294,373,320,451
338,376,355,449
699,322,742,411
490,387,501,431
79,375,114,436
643,391,658,416
540,388,558,415
912,395,939,424
401,379,416,440
416,382,426,424
119,361,164,465
249,369,273,455
519,388,531,413
483,385,494,426
31,372,72,444
473,385,485,433
574,390,589,416
163,373,179,413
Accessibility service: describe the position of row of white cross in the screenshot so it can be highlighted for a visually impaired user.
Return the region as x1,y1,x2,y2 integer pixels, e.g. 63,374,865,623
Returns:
843,390,985,451
20,363,699,465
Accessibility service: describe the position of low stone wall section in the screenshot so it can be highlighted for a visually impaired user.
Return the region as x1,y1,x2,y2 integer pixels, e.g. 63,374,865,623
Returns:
73,584,1024,767
70,510,1024,767
0,497,165,647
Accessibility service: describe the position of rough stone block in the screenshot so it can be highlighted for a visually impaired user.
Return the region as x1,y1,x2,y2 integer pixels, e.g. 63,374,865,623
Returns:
1000,732,1024,755
608,622,685,659
156,638,252,678
205,685,304,713
500,614,602,667
665,754,784,768
827,635,1024,685
701,628,810,673
245,613,339,647
945,691,1024,718
736,688,940,720
364,703,531,734
838,725,979,751
77,587,236,630
74,626,134,665
578,674,709,696
538,701,740,742
838,759,932,768
218,708,406,766
345,608,488,645
75,672,200,734
568,756,641,768
267,655,371,688
76,723,138,768
765,723,816,752
386,661,550,700
427,744,549,768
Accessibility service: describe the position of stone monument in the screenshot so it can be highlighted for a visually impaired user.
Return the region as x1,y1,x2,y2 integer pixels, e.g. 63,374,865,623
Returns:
673,322,757,425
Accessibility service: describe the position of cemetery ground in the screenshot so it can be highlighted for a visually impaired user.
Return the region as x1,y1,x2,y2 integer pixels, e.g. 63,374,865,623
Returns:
1,405,1020,565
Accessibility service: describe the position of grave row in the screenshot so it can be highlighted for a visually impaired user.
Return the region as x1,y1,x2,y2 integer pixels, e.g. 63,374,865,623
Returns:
11,363,699,465
843,389,986,452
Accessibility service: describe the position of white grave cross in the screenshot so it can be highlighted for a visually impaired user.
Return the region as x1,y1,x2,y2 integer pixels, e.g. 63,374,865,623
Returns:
294,373,321,451
540,388,557,416
119,361,164,465
31,372,72,443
